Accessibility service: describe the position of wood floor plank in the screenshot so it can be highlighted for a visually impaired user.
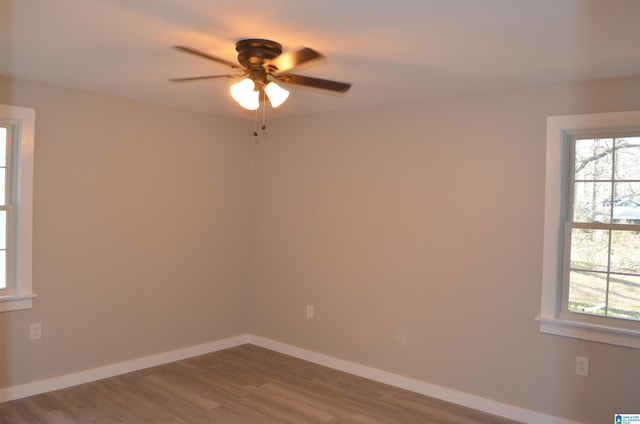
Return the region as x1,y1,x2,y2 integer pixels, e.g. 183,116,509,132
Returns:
0,344,522,423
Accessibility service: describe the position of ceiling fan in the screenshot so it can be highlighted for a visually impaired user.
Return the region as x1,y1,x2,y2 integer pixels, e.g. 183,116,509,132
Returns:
169,39,351,111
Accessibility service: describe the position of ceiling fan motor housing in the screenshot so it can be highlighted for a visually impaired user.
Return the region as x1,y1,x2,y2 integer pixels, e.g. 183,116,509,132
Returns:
236,39,282,69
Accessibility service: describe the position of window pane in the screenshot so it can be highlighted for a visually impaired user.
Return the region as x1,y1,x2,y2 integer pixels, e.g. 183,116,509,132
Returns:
0,171,7,205
573,182,612,222
0,250,5,290
568,270,607,316
608,274,640,321
0,170,5,205
615,137,640,180
0,211,6,250
574,138,613,181
610,230,640,274
570,228,610,272
0,127,5,167
608,182,640,224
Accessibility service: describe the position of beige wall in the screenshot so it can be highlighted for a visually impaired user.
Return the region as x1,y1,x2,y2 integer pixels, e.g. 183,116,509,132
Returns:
2,74,640,424
0,77,253,386
248,76,640,424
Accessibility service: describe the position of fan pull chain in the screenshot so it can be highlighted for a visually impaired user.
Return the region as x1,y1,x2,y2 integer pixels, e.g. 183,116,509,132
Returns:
251,91,268,140
253,107,258,138
262,90,267,132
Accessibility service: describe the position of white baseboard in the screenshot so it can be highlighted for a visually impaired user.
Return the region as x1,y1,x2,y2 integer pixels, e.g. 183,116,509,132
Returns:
247,335,582,424
0,334,249,403
1,334,580,424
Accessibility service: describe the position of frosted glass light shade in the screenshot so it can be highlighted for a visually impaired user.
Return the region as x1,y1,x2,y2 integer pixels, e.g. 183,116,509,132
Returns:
230,78,259,110
264,82,289,108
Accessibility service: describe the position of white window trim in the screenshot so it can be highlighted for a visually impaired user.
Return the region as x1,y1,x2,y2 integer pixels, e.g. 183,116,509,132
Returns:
0,104,35,312
537,110,640,349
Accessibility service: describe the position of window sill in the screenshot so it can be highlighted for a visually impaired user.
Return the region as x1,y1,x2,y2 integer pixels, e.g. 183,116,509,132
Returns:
536,315,640,349
0,293,36,312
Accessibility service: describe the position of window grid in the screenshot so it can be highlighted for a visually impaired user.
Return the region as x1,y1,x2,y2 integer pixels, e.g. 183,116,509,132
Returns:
564,134,640,323
0,124,10,292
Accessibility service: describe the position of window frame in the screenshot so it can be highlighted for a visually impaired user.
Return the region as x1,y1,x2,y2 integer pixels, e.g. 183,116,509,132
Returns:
537,111,640,349
0,104,35,312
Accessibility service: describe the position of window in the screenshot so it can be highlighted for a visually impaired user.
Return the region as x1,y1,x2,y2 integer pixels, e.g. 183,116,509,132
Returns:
538,111,640,348
0,104,35,312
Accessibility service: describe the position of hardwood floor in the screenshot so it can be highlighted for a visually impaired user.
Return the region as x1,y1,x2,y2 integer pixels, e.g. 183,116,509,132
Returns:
0,344,521,423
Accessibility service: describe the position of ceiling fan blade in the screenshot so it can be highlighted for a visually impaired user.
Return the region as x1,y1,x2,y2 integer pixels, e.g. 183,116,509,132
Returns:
172,45,243,70
168,74,242,82
265,47,325,72
276,73,351,93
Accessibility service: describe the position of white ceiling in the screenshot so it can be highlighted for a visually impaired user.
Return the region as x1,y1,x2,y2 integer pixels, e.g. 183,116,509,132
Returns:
2,0,640,120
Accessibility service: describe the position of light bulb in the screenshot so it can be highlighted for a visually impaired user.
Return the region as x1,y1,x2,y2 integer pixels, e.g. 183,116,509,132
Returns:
264,82,289,108
230,78,259,110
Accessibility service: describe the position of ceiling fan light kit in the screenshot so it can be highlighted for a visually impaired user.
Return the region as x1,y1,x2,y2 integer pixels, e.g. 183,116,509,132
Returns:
263,81,289,108
170,38,351,135
229,79,290,110
229,78,260,110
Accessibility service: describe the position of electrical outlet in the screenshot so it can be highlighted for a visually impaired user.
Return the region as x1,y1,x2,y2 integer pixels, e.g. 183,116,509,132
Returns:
30,323,42,340
576,356,589,376
306,305,314,319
